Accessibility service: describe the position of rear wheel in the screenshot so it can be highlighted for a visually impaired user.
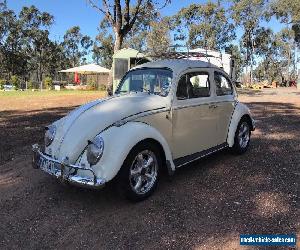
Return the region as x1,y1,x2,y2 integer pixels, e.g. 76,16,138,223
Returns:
117,142,161,201
232,119,251,154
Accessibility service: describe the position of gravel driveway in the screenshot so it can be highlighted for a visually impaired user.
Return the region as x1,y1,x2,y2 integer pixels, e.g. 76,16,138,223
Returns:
0,88,299,249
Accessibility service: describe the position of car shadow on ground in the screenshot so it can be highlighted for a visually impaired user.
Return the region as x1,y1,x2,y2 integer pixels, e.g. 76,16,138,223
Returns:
0,101,299,249
0,106,76,165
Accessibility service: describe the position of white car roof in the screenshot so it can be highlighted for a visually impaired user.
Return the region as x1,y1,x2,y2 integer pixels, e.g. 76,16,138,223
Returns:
133,59,219,74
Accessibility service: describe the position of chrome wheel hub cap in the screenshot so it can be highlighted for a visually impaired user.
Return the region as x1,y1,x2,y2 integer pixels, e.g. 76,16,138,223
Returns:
238,122,250,148
129,150,158,195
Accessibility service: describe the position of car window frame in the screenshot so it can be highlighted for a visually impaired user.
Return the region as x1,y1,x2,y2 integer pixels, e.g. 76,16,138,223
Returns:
213,70,234,96
176,70,211,101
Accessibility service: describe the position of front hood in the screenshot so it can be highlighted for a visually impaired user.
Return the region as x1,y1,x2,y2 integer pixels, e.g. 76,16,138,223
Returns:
50,93,169,162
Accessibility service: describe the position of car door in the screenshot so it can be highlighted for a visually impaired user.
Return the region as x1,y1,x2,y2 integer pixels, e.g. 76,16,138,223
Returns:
171,69,220,160
213,70,236,144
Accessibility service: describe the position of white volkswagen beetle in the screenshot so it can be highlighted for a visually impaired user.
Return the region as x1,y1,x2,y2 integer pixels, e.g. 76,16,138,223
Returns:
32,59,255,201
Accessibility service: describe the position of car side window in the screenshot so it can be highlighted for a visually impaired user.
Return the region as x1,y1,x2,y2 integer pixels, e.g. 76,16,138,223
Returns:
214,71,233,96
176,72,210,99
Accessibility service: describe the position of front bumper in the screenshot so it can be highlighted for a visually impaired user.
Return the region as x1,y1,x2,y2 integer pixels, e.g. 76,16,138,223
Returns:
32,144,105,189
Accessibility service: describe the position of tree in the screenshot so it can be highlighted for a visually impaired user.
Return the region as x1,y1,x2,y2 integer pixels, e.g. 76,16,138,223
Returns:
63,26,93,67
92,32,114,68
146,18,171,56
92,4,163,67
270,0,300,25
231,0,267,85
0,7,28,78
0,4,73,85
173,2,235,50
269,0,300,79
225,44,243,81
18,5,54,82
123,4,160,52
87,0,170,54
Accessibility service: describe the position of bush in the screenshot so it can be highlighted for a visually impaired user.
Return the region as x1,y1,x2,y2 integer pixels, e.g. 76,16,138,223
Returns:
10,75,20,89
98,84,106,91
27,80,33,89
43,76,53,89
0,79,5,90
87,80,97,90
86,84,96,91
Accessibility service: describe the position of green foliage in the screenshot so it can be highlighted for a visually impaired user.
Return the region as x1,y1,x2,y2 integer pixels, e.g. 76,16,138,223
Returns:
98,84,107,91
43,76,53,89
93,32,114,68
0,79,5,90
0,0,299,88
269,0,300,24
0,5,90,83
10,75,20,89
173,2,235,50
87,80,97,90
27,80,33,89
146,18,171,56
226,44,244,81
63,26,93,67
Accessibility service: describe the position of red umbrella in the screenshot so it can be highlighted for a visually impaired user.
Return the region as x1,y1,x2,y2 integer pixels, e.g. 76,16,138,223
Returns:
74,72,80,84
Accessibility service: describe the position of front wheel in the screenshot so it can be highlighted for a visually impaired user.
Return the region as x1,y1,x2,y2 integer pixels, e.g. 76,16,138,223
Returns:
232,119,251,154
117,142,161,201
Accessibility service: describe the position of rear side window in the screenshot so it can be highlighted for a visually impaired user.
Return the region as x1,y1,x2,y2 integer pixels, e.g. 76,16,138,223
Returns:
176,72,210,99
214,72,233,96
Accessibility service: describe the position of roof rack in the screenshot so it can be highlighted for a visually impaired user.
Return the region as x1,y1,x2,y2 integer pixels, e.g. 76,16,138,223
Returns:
135,44,230,70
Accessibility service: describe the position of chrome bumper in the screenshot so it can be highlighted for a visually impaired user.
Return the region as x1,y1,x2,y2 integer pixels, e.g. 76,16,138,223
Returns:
32,144,105,189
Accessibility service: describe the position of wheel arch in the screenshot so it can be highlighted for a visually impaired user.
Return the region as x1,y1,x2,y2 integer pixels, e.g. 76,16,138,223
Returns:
93,122,175,182
227,102,254,147
128,138,172,176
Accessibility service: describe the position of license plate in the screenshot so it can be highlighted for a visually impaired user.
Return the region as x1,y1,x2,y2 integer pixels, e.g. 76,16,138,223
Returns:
38,155,60,175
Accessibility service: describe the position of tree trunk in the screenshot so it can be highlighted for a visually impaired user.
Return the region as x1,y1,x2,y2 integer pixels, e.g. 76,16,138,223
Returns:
107,30,124,95
114,31,124,53
287,43,291,81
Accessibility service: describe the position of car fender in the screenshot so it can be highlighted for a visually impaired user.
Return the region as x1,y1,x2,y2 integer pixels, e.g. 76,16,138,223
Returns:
85,122,175,182
227,102,254,147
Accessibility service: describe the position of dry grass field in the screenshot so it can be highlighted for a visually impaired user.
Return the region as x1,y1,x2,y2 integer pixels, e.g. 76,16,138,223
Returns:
0,88,299,249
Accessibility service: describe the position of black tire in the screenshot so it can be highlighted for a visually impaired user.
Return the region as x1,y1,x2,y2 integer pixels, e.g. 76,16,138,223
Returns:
116,141,162,201
231,118,251,154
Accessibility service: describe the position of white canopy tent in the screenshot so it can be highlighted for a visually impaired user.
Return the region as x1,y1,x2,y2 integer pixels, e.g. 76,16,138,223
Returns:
59,63,110,74
59,64,110,90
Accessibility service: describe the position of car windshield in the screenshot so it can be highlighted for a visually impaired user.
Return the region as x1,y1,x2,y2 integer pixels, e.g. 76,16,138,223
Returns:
115,68,172,97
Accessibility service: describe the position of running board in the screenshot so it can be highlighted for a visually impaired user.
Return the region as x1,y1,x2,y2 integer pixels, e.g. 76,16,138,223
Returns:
174,143,228,168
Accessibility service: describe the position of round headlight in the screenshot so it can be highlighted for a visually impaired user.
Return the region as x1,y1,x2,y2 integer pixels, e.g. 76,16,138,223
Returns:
87,135,104,166
45,124,56,147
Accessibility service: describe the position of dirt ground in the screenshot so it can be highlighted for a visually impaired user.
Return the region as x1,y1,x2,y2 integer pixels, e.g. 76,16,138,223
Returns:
0,88,299,249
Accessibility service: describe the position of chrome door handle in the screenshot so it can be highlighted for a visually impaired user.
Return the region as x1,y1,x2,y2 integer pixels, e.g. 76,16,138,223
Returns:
209,104,218,109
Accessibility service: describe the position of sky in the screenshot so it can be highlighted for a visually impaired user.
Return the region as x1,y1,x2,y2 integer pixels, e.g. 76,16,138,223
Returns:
7,0,284,45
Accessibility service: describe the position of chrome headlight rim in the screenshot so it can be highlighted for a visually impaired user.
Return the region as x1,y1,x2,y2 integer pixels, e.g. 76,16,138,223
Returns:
87,135,104,166
45,124,56,147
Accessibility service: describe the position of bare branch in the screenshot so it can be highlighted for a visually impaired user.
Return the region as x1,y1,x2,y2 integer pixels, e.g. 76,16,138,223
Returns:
86,0,106,15
156,0,171,10
124,0,130,25
87,0,114,25
115,1,122,31
122,0,142,35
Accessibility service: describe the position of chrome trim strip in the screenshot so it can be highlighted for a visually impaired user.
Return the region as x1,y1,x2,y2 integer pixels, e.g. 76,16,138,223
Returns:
174,143,228,168
113,107,170,127
173,100,233,111
32,144,105,189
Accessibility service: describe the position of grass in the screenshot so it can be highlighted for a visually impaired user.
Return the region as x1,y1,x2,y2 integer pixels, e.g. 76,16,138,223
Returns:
0,89,105,98
0,90,107,111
